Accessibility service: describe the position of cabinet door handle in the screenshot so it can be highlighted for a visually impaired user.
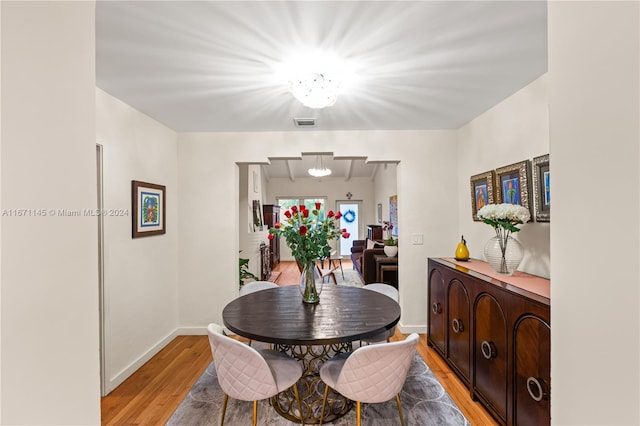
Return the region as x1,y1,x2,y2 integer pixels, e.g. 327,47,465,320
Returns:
431,302,442,314
451,318,464,333
481,340,497,359
526,377,548,402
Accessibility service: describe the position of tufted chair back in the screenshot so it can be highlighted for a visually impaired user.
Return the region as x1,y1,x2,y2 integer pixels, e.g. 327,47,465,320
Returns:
207,323,278,401
335,333,419,403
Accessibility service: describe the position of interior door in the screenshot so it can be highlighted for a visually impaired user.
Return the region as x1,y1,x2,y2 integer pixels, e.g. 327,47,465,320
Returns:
336,200,361,256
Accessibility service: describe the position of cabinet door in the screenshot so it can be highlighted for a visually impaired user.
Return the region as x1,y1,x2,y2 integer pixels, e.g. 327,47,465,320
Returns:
474,293,508,423
447,279,470,383
514,315,550,426
427,267,446,356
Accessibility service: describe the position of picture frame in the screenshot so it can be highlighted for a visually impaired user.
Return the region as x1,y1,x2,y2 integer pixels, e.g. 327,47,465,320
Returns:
377,203,382,224
532,154,550,222
252,200,263,231
494,160,533,219
469,170,495,221
131,180,166,238
389,195,398,236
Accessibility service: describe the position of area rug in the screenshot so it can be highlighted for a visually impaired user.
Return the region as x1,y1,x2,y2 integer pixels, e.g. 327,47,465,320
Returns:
167,353,470,425
335,267,364,288
279,267,364,288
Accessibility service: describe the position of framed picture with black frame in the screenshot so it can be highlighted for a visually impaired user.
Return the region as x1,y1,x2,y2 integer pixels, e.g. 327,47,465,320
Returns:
532,154,550,222
131,180,166,238
469,170,495,221
494,160,533,220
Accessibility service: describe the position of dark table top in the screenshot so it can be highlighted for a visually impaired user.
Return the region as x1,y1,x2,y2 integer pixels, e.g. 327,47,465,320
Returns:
223,285,401,346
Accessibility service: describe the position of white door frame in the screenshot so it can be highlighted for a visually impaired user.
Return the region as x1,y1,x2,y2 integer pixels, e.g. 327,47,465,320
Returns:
97,144,108,396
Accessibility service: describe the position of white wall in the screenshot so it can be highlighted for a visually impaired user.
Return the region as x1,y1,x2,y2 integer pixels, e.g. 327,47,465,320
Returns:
0,2,100,423
96,88,179,392
265,175,375,259
178,131,458,332
549,2,639,424
457,74,550,278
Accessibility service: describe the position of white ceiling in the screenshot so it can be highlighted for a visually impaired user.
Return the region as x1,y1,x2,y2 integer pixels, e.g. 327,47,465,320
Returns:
96,1,548,134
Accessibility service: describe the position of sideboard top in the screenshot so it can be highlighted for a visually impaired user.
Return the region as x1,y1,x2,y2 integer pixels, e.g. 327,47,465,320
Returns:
431,257,550,304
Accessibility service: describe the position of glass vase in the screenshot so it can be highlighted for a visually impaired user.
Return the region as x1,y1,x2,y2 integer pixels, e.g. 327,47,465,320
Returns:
484,235,523,275
299,260,322,304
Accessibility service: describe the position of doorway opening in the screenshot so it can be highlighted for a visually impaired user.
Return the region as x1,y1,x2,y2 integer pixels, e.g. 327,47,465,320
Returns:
336,200,362,256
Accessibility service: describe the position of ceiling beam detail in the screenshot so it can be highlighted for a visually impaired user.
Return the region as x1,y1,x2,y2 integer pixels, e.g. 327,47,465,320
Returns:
285,159,295,182
345,159,354,182
370,164,379,181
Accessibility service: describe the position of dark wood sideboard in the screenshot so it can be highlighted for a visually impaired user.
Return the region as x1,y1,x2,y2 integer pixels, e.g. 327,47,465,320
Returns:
427,257,550,426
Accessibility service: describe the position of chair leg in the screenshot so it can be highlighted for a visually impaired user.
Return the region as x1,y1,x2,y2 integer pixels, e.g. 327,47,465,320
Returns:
220,394,228,426
252,400,258,426
330,272,337,285
292,382,304,425
396,394,405,426
356,400,362,426
319,385,330,426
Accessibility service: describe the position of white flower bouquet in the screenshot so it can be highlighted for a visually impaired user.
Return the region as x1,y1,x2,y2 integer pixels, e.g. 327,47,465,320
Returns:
477,203,530,274
477,203,531,233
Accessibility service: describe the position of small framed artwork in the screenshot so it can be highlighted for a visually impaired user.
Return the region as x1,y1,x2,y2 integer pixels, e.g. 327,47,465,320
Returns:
389,195,398,236
132,180,166,238
252,200,263,231
532,154,550,222
495,160,533,218
469,170,495,221
377,203,382,223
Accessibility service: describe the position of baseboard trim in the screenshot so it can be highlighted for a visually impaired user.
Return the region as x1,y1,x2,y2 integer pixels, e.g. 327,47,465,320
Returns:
177,326,208,335
397,322,427,334
107,329,179,393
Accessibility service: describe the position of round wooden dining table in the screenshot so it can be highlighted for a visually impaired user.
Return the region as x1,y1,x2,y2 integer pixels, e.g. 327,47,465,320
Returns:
223,284,401,424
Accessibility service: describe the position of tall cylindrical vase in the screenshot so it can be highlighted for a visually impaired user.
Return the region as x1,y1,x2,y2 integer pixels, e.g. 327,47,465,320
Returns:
484,235,523,275
299,261,322,304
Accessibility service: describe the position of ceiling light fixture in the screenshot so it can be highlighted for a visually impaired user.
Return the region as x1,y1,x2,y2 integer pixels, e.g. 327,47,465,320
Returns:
289,73,340,109
308,155,332,177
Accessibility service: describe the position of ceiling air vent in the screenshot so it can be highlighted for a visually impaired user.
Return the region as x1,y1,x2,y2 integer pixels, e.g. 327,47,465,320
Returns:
293,117,316,127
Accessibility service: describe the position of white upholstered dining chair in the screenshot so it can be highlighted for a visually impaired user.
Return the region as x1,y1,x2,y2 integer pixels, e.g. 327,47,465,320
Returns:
319,333,419,426
361,283,400,344
239,280,278,296
236,281,278,349
207,323,304,426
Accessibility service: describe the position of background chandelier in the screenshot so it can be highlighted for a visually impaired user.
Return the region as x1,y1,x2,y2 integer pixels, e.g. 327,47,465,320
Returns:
289,73,340,109
308,155,332,177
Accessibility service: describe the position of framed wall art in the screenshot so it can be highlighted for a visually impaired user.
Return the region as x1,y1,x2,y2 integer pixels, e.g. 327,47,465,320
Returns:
469,170,495,221
532,154,550,222
132,180,166,238
389,195,398,236
495,160,533,218
377,203,382,223
252,200,263,231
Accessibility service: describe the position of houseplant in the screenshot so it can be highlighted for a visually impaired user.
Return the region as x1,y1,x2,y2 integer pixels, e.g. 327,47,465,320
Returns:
239,256,258,288
382,220,398,257
477,203,530,275
268,203,349,303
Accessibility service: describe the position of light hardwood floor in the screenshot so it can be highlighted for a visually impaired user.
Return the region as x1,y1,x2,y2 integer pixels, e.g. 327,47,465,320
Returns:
101,261,498,425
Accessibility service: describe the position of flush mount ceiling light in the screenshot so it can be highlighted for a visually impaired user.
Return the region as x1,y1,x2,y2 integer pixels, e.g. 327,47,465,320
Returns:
276,52,354,109
289,73,340,109
308,155,332,177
